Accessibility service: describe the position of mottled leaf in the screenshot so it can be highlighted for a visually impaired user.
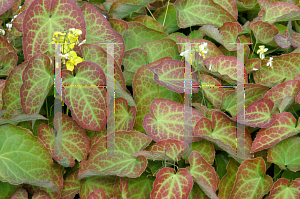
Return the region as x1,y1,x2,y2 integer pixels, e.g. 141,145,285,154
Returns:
32,191,51,199
87,189,107,199
188,151,219,199
153,5,180,34
229,157,273,199
0,114,47,125
0,52,18,77
62,61,106,131
250,21,279,44
266,178,300,198
22,0,86,61
151,167,193,199
109,18,129,35
10,188,28,199
127,174,154,199
132,15,165,32
0,0,13,15
61,169,80,199
78,131,152,179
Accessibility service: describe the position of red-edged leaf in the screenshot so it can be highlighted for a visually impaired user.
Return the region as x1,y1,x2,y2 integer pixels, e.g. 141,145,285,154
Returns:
274,31,291,49
0,114,47,125
0,124,57,192
200,22,242,51
218,158,240,199
107,97,136,131
151,167,193,199
0,52,18,77
251,112,300,152
132,15,165,32
0,37,14,58
250,21,279,44
188,151,219,199
0,0,13,15
257,0,300,23
229,157,273,199
10,188,28,199
2,61,28,119
234,98,277,128
62,61,106,131
183,139,215,165
38,113,90,167
0,80,5,112
266,178,300,198
132,57,184,134
12,11,25,32
20,53,53,115
194,110,252,163
268,136,300,172
87,189,107,199
123,22,167,51
81,3,124,67
145,60,199,93
253,53,300,87
0,181,22,199
78,131,152,179
79,176,117,199
22,0,86,61
109,18,129,35
61,169,80,199
131,139,188,162
174,0,236,28
263,80,300,112
143,98,203,143
32,191,51,199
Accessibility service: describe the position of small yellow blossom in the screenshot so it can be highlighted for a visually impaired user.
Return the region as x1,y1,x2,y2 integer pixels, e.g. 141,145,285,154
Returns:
267,57,273,69
257,45,268,60
66,51,84,72
199,42,208,59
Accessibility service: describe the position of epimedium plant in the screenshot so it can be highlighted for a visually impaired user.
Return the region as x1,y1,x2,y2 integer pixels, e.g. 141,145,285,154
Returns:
0,0,300,198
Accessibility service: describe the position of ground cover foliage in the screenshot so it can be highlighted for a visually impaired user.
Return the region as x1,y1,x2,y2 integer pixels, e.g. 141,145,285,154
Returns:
1,0,300,198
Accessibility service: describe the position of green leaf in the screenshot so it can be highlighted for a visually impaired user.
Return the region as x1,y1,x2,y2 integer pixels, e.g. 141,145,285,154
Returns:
0,124,57,192
87,189,107,199
251,112,300,153
174,0,237,28
153,5,180,34
188,151,219,199
188,183,210,199
141,38,181,63
250,21,279,44
0,181,21,199
78,131,152,179
108,0,155,19
215,152,230,180
109,18,129,35
127,174,154,198
0,52,18,77
151,167,193,199
229,157,273,199
268,136,300,172
282,169,300,182
62,61,106,131
123,22,167,51
132,15,165,32
22,0,86,61
61,169,80,199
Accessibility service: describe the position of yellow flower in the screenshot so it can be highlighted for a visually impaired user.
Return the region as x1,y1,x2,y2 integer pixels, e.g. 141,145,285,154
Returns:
257,45,268,60
66,51,84,71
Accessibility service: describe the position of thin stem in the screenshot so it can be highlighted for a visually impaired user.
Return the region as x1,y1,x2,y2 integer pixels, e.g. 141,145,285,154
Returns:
250,37,257,59
46,97,49,125
292,107,299,118
66,106,69,116
194,46,207,107
258,59,261,84
164,18,176,28
273,169,282,180
146,6,156,20
162,0,170,26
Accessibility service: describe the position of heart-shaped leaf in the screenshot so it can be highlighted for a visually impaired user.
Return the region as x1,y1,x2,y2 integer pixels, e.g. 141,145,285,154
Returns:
38,113,90,167
78,131,152,180
250,21,279,44
145,60,199,93
0,52,18,77
218,158,240,199
132,15,165,32
109,18,129,35
10,188,28,199
194,110,253,162
20,53,53,115
151,167,193,199
174,0,236,28
123,22,167,51
81,3,125,67
62,61,106,131
268,136,300,172
229,157,273,199
266,178,300,198
132,57,184,134
87,189,107,199
234,98,277,128
141,38,181,63
187,151,219,199
0,124,57,192
143,98,204,143
200,22,242,51
60,169,80,199
32,191,51,199
22,0,86,61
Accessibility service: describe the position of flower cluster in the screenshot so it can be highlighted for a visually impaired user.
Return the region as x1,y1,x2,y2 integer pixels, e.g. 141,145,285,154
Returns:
253,45,273,71
51,28,85,71
180,42,209,59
